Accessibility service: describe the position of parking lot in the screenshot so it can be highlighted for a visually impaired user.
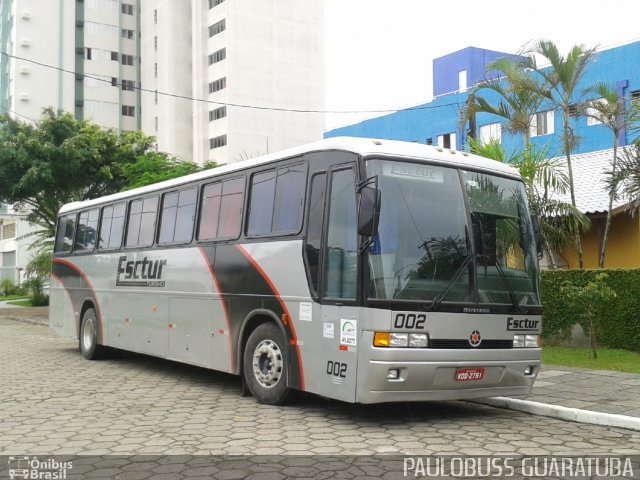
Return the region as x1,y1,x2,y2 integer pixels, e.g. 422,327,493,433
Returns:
2,318,640,457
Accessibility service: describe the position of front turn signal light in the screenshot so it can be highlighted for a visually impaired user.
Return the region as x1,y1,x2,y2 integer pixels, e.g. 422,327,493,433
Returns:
374,332,391,347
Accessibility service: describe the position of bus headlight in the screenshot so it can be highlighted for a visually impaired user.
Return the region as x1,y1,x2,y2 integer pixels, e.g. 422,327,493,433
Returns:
525,335,540,348
409,334,428,348
390,333,408,347
513,334,540,348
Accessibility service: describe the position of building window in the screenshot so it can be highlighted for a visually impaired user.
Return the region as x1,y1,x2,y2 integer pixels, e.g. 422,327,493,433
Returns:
1,223,16,240
209,19,226,37
111,77,117,86
121,29,135,40
209,0,225,8
208,77,226,93
154,63,158,78
426,137,433,145
111,51,119,61
568,103,578,117
121,54,134,66
85,47,93,60
208,48,226,65
154,36,158,52
209,134,227,149
122,80,135,91
155,116,158,132
153,9,157,24
437,132,456,149
530,110,554,137
122,105,135,117
209,106,227,122
458,70,467,91
154,90,158,105
632,90,640,106
479,122,502,144
121,3,134,15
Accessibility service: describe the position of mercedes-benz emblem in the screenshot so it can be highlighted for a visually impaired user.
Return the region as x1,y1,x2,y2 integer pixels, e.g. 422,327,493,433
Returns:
469,330,482,347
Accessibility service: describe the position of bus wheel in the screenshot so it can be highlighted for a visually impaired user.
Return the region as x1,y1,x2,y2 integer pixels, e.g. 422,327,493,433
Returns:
243,323,291,405
79,308,107,360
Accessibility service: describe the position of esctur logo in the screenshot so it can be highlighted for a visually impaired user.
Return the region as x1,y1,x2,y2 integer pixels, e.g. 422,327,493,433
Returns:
116,256,167,287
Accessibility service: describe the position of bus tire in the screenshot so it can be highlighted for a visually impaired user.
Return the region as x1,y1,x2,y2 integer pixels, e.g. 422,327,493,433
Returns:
243,323,291,405
79,308,107,360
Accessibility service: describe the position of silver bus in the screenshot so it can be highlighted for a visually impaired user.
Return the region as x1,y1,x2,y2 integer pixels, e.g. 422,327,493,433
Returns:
50,137,542,405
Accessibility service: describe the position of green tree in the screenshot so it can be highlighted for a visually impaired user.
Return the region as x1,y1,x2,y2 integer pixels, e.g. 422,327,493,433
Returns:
465,57,545,154
469,138,590,268
560,273,616,359
607,137,640,215
580,83,634,267
25,249,52,306
0,109,216,241
520,40,597,268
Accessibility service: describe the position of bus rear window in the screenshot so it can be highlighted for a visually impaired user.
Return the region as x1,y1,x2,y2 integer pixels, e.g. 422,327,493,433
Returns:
54,214,76,253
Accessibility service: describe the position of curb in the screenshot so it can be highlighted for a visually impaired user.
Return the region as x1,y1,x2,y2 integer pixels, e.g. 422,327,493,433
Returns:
473,397,640,432
2,316,49,327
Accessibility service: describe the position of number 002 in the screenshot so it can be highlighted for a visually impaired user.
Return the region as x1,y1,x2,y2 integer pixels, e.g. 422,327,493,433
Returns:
394,313,426,329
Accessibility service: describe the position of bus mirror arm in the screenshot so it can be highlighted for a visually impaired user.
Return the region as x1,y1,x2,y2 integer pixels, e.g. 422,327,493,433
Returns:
531,214,543,260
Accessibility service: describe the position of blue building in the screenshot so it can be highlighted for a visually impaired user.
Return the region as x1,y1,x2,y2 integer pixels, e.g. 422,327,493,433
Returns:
326,41,640,158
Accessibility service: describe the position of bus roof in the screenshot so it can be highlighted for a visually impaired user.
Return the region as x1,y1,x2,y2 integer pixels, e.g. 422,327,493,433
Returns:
59,137,521,214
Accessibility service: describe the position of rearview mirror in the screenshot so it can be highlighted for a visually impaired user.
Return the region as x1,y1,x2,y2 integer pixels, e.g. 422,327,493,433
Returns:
358,186,381,237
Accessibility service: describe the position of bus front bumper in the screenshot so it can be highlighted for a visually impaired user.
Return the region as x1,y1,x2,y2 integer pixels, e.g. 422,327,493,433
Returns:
356,338,541,404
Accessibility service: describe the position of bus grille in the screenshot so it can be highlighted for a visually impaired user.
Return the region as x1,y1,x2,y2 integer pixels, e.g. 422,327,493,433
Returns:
429,339,513,349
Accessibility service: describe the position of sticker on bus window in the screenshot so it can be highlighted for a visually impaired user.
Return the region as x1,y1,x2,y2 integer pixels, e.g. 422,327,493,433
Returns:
384,164,444,183
340,319,357,346
299,302,312,322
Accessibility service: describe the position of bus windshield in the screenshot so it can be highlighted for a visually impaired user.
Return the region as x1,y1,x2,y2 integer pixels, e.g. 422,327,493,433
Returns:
365,159,540,307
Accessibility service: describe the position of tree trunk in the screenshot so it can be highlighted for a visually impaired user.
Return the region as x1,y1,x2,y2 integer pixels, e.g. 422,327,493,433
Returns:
563,109,584,268
544,240,558,270
599,135,618,268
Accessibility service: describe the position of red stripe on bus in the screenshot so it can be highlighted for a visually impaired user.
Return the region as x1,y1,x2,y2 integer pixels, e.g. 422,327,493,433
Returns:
52,258,105,343
235,244,306,391
198,246,235,373
50,271,74,315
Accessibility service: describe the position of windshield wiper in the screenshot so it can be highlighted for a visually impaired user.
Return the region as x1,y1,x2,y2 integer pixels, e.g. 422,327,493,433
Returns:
428,254,471,311
492,259,526,314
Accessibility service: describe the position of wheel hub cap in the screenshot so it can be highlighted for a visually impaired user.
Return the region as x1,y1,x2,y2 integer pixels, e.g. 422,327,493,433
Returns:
252,339,283,388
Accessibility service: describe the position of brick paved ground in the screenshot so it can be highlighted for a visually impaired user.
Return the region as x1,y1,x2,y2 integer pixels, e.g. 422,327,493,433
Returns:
2,318,640,457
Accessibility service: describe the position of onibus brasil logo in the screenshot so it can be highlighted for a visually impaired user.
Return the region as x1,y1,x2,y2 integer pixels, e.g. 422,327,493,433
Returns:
8,457,72,480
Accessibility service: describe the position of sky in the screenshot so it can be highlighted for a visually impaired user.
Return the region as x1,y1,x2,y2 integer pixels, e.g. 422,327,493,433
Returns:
324,0,640,131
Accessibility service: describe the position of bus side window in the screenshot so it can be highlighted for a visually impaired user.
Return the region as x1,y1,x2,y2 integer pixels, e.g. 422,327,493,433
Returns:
158,187,197,245
54,214,76,253
74,208,99,252
198,177,245,241
324,168,357,300
126,197,158,247
99,202,126,250
247,162,306,236
305,172,326,296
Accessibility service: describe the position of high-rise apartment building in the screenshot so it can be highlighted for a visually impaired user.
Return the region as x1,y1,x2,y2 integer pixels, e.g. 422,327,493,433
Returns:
0,0,141,131
141,0,324,164
1,0,325,164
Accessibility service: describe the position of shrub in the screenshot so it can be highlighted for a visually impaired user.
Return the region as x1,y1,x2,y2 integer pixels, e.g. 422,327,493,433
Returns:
541,269,640,352
1,278,16,297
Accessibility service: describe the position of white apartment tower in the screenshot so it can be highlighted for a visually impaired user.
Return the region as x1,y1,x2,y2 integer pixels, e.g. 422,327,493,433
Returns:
140,0,325,164
1,0,324,163
0,0,141,130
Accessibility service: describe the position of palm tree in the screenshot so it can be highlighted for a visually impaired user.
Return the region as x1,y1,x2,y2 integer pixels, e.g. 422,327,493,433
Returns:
465,57,545,155
580,83,631,267
519,40,598,268
469,138,590,268
608,139,640,215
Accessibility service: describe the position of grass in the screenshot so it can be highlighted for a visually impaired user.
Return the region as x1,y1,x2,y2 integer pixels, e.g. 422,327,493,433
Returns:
542,346,640,374
6,299,33,307
0,295,29,302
